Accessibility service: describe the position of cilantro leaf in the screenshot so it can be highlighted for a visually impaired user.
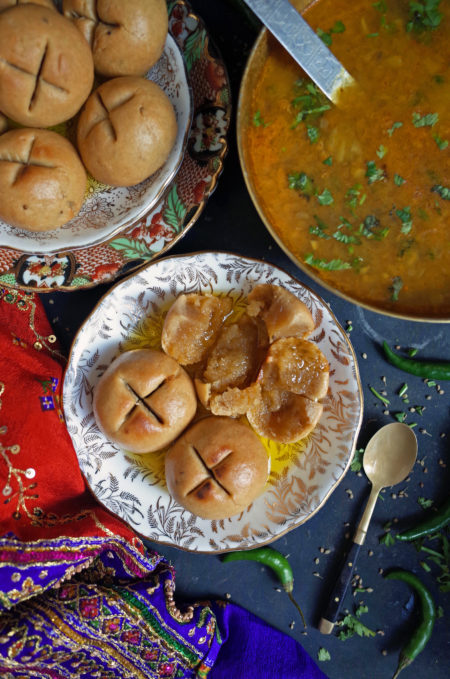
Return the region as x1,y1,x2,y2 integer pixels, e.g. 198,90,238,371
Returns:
412,111,439,127
407,0,443,32
387,121,403,136
389,275,403,301
317,188,334,205
418,496,434,509
253,111,268,127
350,448,365,472
288,171,315,197
395,206,413,233
318,648,331,662
366,160,385,184
431,184,450,200
304,253,351,270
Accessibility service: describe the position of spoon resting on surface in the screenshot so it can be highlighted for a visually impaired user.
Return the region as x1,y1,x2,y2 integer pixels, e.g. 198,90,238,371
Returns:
319,422,418,634
243,0,355,103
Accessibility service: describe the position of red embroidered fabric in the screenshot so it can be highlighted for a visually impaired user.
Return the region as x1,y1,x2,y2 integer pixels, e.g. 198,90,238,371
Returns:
0,287,138,546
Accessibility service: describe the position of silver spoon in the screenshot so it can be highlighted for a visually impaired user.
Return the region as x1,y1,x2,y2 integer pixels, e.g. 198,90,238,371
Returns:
243,0,355,103
319,422,418,634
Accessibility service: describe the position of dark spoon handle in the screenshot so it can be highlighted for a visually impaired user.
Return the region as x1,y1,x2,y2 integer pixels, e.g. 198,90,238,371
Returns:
318,540,362,634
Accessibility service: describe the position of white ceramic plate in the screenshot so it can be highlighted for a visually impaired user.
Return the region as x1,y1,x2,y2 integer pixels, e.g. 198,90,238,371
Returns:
63,252,363,552
0,33,192,255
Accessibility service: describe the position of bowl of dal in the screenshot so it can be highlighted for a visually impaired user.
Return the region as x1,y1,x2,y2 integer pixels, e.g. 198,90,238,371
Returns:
237,0,450,321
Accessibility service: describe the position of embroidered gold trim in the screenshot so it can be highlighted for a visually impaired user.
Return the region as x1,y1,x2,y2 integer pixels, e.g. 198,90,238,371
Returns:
32,602,149,679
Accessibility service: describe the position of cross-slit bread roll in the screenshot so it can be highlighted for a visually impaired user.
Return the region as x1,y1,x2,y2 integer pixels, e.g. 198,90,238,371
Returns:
63,0,168,77
76,76,177,187
93,349,197,454
0,128,87,231
0,4,94,127
0,0,55,11
165,416,269,520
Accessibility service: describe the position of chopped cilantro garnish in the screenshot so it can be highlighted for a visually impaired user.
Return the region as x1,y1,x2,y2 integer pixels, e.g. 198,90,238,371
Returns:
323,156,333,166
252,110,268,127
304,253,351,270
373,0,387,13
369,386,390,405
398,383,408,397
389,275,403,301
291,80,331,128
433,134,449,150
395,206,413,233
288,171,315,197
431,184,450,200
380,531,396,547
307,125,320,143
333,231,360,244
309,215,331,239
376,144,387,158
394,174,406,185
317,188,334,205
316,20,345,46
395,412,407,422
337,609,376,641
317,648,331,662
412,111,439,127
418,496,434,509
350,448,365,472
345,184,363,210
406,0,443,32
366,160,385,184
387,121,403,136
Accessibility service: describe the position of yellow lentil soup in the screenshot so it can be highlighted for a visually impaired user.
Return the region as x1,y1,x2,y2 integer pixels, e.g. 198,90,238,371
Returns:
240,0,450,319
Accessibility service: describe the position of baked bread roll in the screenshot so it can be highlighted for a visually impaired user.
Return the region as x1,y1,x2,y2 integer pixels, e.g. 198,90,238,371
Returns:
0,128,87,231
77,76,177,187
0,0,55,10
63,0,168,77
0,5,94,127
93,349,197,454
165,416,269,520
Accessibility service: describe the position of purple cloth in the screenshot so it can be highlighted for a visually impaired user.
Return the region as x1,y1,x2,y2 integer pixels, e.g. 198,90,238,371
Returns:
211,602,329,679
0,534,328,678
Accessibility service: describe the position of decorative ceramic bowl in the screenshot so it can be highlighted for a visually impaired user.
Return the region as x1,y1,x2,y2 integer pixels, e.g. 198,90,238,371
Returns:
0,34,192,255
63,252,363,553
0,1,231,291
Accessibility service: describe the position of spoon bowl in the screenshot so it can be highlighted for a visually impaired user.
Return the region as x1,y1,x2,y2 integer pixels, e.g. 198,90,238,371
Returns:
363,422,418,489
319,423,417,634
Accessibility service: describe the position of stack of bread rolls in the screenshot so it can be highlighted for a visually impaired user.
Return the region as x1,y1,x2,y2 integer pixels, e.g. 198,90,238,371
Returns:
93,284,329,521
0,0,175,232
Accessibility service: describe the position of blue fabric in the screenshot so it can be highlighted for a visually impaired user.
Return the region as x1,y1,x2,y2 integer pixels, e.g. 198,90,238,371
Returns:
212,602,329,679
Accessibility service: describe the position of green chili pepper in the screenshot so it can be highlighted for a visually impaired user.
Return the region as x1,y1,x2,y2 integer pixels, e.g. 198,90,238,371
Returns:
383,342,450,380
397,496,450,541
222,547,307,627
385,569,436,679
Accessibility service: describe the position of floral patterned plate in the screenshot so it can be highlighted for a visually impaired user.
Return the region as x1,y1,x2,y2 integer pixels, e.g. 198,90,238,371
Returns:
0,34,192,257
0,1,231,290
63,252,363,553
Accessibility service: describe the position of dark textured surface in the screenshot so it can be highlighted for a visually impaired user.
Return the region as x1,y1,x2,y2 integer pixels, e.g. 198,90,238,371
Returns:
41,1,449,676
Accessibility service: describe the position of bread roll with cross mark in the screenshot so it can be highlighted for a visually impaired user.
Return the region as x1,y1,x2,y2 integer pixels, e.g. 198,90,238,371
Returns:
93,349,197,454
0,128,87,231
0,4,94,127
0,0,55,11
77,76,177,186
63,0,168,78
165,416,270,520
